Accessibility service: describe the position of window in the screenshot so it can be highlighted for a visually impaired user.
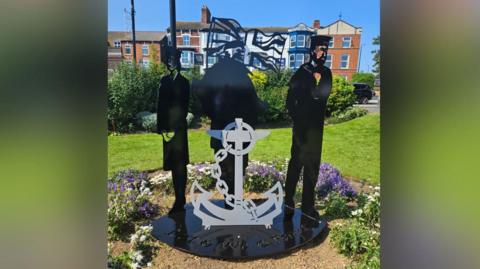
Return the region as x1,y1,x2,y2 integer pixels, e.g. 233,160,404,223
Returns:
279,58,286,68
181,51,190,65
225,34,231,41
183,35,190,46
256,36,263,43
306,35,311,48
289,54,295,68
142,44,149,55
329,37,334,48
297,35,305,47
124,44,132,55
290,35,296,48
114,40,121,48
342,37,352,48
207,56,217,66
141,59,150,68
295,53,304,68
324,54,332,68
253,58,262,68
341,54,349,69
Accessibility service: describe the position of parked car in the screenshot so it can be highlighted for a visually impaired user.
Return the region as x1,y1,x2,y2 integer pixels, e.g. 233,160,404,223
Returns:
353,83,375,104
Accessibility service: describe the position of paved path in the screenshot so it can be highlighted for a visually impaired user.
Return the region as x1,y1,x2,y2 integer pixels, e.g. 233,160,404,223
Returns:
355,96,380,113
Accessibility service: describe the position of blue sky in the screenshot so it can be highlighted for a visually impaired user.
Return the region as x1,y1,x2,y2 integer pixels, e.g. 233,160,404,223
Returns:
108,0,379,72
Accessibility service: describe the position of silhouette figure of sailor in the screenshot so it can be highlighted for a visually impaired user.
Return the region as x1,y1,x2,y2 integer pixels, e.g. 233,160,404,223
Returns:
192,55,266,208
284,35,333,219
157,51,190,215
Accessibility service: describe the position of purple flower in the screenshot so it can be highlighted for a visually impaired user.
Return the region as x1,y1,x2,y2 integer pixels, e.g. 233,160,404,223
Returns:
315,163,356,198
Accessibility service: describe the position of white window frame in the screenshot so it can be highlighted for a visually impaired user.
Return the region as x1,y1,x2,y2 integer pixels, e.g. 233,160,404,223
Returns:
182,34,191,46
142,44,149,56
340,54,350,69
290,35,296,48
325,54,333,68
124,43,132,55
329,37,334,48
289,54,295,68
141,59,150,68
306,35,311,48
114,40,121,48
181,51,190,65
297,35,305,47
342,37,352,48
295,53,304,68
207,56,217,66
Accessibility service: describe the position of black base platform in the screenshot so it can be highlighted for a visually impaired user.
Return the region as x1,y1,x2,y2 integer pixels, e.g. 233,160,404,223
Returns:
151,200,327,259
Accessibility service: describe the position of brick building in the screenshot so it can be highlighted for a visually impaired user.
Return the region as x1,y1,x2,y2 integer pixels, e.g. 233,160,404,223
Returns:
166,5,210,68
317,20,362,80
107,31,166,70
108,5,362,80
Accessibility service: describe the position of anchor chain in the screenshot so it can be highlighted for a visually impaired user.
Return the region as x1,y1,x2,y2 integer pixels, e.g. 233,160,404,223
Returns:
211,143,258,219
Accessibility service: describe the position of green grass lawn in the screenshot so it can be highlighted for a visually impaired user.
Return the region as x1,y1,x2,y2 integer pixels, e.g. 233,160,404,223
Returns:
109,114,380,183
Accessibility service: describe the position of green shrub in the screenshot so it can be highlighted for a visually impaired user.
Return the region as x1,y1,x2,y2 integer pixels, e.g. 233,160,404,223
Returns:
182,67,204,115
328,107,368,124
135,111,156,132
352,72,376,88
249,70,292,123
352,187,380,229
331,186,381,269
330,220,379,258
108,62,167,133
324,191,351,218
108,251,132,269
327,76,356,116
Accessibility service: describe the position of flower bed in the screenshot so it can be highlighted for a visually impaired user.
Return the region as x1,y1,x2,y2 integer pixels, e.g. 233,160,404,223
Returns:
108,162,376,268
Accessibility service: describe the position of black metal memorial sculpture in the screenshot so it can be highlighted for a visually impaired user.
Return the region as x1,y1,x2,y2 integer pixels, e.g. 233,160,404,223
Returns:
285,35,333,219
152,3,328,258
156,0,190,215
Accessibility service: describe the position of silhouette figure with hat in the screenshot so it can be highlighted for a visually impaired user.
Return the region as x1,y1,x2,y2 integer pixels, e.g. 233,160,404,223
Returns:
284,35,333,219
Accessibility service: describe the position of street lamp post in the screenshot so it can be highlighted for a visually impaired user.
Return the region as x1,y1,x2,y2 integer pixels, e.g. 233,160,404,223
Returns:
169,0,177,69
130,0,137,63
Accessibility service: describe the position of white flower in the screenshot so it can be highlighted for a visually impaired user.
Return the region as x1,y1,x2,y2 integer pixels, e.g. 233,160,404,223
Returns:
131,234,138,241
374,186,380,191
140,235,146,242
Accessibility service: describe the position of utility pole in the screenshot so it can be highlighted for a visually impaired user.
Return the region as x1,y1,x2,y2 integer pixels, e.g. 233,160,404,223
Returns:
130,0,137,63
169,0,177,69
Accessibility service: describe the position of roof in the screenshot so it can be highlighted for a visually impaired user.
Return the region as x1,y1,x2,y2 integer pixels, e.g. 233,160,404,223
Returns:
107,31,166,46
321,19,362,30
167,21,210,31
244,26,289,33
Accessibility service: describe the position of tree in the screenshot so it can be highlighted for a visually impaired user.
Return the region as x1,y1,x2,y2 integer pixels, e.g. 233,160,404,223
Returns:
352,72,376,88
371,36,380,75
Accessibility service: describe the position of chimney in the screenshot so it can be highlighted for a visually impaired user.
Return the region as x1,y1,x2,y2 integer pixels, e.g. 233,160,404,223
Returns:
313,19,320,29
201,5,211,24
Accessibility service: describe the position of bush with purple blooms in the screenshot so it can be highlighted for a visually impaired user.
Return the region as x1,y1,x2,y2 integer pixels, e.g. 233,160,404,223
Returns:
108,170,157,240
245,161,285,192
315,163,356,199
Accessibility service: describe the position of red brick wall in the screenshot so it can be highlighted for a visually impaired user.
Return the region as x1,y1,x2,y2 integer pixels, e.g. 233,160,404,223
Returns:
328,34,361,80
176,30,200,52
121,42,161,64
